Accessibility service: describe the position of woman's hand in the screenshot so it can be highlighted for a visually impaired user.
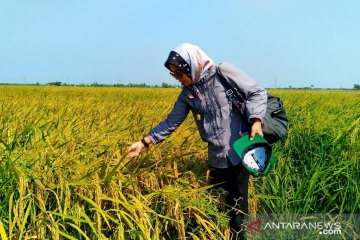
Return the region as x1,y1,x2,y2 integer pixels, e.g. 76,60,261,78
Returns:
127,141,145,158
250,118,264,140
127,137,152,158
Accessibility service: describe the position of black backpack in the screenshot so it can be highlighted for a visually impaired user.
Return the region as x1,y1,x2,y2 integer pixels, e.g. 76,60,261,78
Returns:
216,66,288,144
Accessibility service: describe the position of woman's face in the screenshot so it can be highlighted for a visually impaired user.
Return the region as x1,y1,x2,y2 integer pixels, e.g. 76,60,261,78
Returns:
168,64,192,87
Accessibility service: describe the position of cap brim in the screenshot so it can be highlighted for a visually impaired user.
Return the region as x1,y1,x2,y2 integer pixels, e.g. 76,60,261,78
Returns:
233,133,268,158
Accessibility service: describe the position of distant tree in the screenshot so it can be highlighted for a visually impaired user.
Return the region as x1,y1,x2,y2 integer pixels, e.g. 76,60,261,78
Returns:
48,81,62,86
354,84,360,90
161,82,172,88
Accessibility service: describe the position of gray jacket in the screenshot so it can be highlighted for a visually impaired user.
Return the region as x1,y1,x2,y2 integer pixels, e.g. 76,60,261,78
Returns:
147,63,267,168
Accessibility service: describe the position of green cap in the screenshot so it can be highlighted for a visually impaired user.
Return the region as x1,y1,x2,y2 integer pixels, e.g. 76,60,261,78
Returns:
233,133,275,175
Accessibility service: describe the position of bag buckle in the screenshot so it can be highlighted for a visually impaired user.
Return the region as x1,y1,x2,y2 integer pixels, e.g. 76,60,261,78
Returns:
225,89,234,97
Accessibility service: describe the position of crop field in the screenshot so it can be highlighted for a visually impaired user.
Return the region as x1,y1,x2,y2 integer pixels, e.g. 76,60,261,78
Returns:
0,86,359,239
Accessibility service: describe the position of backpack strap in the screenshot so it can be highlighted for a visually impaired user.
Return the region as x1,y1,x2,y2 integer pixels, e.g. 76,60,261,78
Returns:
216,65,246,113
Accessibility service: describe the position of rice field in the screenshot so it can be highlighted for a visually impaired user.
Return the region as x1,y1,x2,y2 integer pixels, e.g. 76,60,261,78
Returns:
0,86,359,239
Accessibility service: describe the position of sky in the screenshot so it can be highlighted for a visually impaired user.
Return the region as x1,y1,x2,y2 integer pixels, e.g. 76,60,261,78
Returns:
1,0,359,89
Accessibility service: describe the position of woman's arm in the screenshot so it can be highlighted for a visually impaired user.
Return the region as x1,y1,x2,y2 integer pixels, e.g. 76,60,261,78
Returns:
127,93,190,157
217,63,267,139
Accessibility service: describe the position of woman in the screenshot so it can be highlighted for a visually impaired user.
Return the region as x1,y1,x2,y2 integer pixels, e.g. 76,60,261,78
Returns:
127,43,267,239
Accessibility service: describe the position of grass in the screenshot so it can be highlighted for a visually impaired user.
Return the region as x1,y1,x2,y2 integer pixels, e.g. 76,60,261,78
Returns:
0,86,359,239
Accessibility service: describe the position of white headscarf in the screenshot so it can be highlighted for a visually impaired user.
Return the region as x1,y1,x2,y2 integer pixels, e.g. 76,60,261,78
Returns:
171,43,214,84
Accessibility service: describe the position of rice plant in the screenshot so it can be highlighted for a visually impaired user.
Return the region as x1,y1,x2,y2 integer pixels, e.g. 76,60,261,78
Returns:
0,86,358,239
